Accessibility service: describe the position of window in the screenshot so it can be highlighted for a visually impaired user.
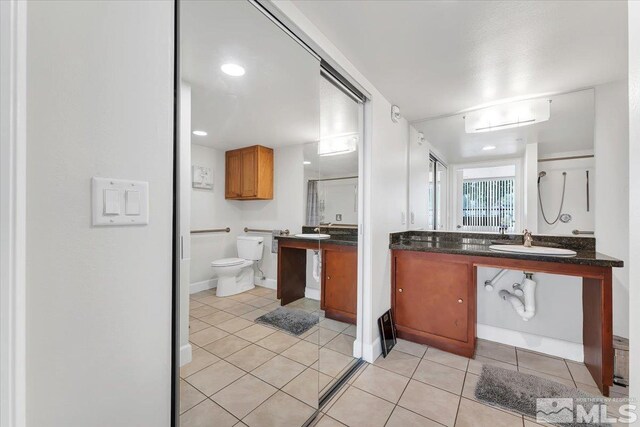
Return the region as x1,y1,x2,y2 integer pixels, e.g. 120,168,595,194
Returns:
457,165,516,232
428,154,447,230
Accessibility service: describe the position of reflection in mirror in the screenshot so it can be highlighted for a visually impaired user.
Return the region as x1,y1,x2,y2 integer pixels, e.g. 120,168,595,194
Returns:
409,88,595,236
308,75,363,400
179,1,322,424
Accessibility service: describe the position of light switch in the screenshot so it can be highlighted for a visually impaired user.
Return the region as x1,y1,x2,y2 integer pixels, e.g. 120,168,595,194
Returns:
92,177,149,226
125,190,140,215
103,189,120,215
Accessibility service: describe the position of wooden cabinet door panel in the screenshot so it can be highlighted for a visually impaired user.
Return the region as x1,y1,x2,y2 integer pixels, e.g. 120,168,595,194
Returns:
241,148,257,198
323,249,357,318
395,256,469,342
225,150,242,198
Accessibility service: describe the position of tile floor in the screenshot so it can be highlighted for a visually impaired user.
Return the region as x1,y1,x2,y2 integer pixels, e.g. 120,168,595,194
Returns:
180,286,358,427
181,286,629,427
313,338,629,427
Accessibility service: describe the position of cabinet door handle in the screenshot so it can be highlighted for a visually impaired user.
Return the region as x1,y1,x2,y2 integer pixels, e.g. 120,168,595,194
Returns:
398,288,403,293
327,276,331,280
457,298,463,303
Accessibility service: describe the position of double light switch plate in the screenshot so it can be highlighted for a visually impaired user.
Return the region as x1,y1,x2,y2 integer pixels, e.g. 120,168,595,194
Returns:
92,177,149,226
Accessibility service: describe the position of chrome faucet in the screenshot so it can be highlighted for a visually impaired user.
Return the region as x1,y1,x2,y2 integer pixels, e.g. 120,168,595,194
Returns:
523,229,533,247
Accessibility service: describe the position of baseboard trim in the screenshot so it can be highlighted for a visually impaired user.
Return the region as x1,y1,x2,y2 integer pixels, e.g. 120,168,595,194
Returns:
305,287,320,301
362,336,381,363
352,339,363,358
255,277,276,290
180,343,193,367
190,278,216,294
477,323,584,362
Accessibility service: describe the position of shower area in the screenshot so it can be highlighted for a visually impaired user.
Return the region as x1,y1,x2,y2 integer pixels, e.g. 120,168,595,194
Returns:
537,155,595,235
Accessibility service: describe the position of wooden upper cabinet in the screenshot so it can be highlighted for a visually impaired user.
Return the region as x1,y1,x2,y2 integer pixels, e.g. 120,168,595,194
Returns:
225,150,242,198
225,145,273,200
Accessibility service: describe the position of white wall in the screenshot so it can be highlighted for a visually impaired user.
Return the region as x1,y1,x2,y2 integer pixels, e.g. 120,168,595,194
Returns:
190,144,240,288
25,2,173,426
594,80,630,339
190,144,305,290
476,269,583,359
408,125,431,229
318,178,358,225
537,156,595,236
523,143,538,232
628,0,640,409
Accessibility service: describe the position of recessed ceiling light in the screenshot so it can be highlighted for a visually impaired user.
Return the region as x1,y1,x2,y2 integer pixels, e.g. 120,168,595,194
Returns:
221,63,245,77
482,145,497,151
303,161,311,165
192,130,207,136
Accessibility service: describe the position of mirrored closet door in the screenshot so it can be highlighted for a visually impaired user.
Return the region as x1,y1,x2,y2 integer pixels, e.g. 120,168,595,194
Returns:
179,1,363,425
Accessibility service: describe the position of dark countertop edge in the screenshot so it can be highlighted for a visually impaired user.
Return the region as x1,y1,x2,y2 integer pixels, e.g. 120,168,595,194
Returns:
388,242,624,268
275,235,357,247
390,230,596,251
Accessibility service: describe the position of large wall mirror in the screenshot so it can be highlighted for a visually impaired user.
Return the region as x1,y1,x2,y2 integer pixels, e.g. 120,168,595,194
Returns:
178,1,363,424
409,89,595,236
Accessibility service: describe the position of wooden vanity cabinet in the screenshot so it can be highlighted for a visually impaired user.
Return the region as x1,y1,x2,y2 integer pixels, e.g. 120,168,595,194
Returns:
391,250,476,357
321,247,357,324
225,145,273,200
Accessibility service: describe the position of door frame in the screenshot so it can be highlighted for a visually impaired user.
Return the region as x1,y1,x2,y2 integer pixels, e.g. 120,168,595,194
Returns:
0,0,27,425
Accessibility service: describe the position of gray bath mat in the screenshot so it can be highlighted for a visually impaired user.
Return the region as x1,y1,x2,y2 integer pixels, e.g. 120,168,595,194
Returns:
255,307,319,336
475,365,610,427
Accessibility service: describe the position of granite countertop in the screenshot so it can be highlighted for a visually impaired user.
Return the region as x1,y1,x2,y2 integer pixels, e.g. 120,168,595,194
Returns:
275,225,358,247
389,231,623,268
275,234,357,246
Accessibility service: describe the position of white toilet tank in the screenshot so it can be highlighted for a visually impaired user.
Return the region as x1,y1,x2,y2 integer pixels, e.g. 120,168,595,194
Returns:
237,236,264,261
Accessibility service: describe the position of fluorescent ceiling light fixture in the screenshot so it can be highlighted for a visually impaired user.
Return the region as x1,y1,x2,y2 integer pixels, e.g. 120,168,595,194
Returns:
465,98,550,133
303,161,311,165
221,63,245,77
192,130,207,136
482,145,496,151
318,133,358,157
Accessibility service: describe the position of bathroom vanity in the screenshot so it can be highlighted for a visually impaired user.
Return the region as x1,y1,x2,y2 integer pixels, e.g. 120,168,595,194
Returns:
389,231,623,396
275,228,358,324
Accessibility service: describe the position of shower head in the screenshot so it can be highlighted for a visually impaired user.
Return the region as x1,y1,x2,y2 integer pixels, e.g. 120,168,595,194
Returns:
537,171,546,184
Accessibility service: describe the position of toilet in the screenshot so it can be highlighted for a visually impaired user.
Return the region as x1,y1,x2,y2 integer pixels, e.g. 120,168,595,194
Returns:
211,236,264,297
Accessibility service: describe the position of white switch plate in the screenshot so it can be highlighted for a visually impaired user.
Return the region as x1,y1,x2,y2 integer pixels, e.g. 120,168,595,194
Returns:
92,177,149,226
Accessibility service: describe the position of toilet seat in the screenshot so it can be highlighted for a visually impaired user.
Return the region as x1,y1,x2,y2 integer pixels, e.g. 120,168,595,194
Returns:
211,257,245,267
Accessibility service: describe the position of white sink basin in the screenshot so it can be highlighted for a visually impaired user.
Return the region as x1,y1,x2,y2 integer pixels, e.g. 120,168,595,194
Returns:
489,244,577,257
294,233,331,239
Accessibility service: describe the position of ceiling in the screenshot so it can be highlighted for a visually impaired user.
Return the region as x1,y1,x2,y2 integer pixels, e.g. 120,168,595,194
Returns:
415,89,595,163
291,0,627,121
181,0,320,150
181,0,361,177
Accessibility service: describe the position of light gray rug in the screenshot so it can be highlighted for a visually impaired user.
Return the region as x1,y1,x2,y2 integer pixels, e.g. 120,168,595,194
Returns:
255,307,319,336
475,365,610,427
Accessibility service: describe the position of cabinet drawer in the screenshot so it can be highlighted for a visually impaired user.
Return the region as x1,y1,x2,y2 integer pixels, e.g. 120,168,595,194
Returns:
394,255,470,343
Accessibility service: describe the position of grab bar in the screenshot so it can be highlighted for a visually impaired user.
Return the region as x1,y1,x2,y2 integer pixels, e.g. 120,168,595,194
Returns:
191,227,230,234
572,229,594,235
244,227,290,235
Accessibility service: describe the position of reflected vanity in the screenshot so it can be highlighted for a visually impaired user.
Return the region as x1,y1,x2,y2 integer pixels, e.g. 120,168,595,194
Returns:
179,1,364,424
